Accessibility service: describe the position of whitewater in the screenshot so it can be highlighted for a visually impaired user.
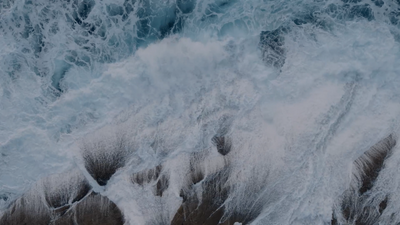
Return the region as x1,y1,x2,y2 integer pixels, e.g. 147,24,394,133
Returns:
1,0,400,224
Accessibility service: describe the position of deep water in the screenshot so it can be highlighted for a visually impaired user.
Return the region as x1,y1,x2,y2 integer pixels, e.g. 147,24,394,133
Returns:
2,0,400,224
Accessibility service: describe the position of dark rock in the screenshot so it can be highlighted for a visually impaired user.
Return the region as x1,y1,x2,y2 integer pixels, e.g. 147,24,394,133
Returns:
171,168,230,225
73,193,125,225
131,165,170,197
212,136,232,156
188,152,206,185
71,181,92,203
0,195,51,225
331,211,338,225
334,134,396,224
353,134,396,194
131,165,162,186
54,193,125,224
155,174,169,197
82,139,128,186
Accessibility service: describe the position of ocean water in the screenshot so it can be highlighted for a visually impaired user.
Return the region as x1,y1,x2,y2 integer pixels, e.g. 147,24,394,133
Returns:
1,0,400,224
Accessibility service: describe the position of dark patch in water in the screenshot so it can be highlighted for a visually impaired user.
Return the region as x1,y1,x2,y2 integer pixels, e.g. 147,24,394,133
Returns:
371,0,384,7
341,0,362,3
293,12,319,26
348,4,374,21
78,0,95,20
177,0,196,14
389,11,400,25
51,60,72,94
107,4,124,16
259,27,289,69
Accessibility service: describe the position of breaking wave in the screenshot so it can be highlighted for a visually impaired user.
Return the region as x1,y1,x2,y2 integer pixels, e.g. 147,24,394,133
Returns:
2,0,400,224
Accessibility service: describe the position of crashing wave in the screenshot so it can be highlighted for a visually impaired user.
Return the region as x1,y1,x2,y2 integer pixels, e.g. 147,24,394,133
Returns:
2,0,400,224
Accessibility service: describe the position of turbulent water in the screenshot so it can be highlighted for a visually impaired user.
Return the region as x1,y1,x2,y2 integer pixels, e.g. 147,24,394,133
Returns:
2,0,400,224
